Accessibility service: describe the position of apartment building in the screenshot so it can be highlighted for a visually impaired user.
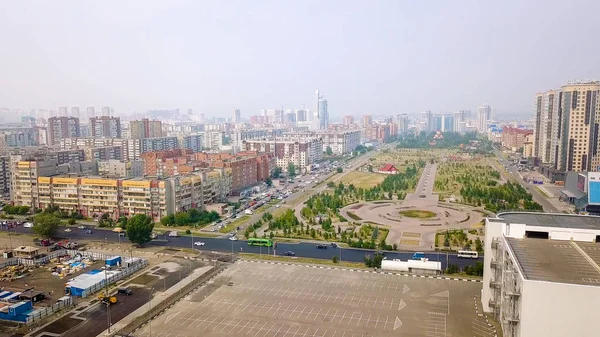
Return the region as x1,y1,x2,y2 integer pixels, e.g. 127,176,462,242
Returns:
178,134,203,152
502,126,533,151
129,119,163,139
0,157,9,196
97,159,144,178
556,81,600,172
533,90,560,164
0,128,38,147
142,150,268,194
83,146,122,161
242,137,322,173
90,116,122,138
48,117,80,145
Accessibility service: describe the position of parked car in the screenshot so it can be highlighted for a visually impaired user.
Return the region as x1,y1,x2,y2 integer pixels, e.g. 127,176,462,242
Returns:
117,288,133,295
194,241,205,246
229,236,237,241
77,225,85,229
284,251,295,256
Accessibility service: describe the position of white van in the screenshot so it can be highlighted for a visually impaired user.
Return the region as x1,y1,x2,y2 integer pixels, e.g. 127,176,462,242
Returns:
168,231,179,237
244,209,253,215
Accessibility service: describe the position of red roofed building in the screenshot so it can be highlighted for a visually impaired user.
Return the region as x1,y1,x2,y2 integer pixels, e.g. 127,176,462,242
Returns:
502,126,533,151
378,163,399,175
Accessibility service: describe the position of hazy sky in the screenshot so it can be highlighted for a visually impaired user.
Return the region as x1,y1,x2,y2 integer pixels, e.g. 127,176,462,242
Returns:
1,0,599,119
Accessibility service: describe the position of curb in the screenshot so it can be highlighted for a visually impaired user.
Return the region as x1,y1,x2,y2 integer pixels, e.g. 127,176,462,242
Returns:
240,259,482,282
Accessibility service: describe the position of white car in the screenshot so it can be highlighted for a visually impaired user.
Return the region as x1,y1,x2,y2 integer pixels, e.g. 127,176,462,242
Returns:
64,228,72,232
77,225,85,229
229,236,238,241
193,241,205,246
23,222,33,228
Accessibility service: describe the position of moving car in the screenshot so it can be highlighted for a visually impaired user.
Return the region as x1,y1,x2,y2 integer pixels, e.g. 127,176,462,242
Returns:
229,236,238,241
23,222,33,228
194,241,205,246
316,244,328,249
64,228,71,232
284,251,295,256
77,225,85,229
168,231,179,237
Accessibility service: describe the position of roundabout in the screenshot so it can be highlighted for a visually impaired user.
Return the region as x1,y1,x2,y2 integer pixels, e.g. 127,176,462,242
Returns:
338,163,486,251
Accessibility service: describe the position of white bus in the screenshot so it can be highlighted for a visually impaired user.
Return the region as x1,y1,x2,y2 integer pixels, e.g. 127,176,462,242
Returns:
457,250,478,259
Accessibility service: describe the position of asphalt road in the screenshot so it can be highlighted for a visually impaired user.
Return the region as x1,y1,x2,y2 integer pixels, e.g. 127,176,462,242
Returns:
493,150,559,212
4,224,481,270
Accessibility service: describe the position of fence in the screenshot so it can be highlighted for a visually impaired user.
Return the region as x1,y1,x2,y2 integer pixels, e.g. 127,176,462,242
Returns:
79,259,148,298
25,297,73,324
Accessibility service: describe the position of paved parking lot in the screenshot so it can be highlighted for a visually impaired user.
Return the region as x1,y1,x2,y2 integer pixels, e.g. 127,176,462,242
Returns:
135,261,496,337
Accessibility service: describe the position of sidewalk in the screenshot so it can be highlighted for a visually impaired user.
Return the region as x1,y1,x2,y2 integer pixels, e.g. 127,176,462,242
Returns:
96,265,214,336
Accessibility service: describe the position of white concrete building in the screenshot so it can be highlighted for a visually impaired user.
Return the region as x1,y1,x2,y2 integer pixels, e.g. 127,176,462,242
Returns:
482,212,600,337
242,136,323,173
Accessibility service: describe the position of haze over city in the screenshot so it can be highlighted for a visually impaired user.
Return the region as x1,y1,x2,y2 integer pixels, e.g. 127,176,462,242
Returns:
2,0,599,118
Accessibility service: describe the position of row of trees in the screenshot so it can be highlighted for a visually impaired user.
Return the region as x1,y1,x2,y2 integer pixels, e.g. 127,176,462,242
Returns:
31,212,155,247
460,180,543,212
160,209,220,227
2,205,30,215
396,131,479,149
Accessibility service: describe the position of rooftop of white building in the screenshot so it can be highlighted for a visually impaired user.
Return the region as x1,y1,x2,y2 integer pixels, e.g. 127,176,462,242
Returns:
505,237,600,286
496,212,600,231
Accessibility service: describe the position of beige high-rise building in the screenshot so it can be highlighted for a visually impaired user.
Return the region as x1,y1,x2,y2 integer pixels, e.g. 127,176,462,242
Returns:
556,81,600,172
48,116,81,144
533,90,560,164
129,119,163,139
90,116,121,138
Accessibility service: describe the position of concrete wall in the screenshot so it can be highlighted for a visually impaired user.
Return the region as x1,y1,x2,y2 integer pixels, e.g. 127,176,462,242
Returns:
482,218,506,312
519,280,600,337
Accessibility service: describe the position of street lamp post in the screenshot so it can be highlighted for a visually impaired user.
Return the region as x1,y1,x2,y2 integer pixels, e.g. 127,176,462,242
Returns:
148,287,154,336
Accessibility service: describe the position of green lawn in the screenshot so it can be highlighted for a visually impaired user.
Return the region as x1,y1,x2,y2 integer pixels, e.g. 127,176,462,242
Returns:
219,216,250,233
399,210,436,219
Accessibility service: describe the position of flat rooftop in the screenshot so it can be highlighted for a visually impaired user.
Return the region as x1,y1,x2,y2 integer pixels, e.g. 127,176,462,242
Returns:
506,237,600,286
497,212,600,230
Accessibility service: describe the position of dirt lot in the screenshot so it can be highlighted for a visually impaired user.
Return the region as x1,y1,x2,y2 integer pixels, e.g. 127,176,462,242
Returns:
339,171,385,189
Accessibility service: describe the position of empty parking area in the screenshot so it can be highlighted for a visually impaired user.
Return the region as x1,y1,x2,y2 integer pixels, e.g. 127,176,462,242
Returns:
135,261,491,337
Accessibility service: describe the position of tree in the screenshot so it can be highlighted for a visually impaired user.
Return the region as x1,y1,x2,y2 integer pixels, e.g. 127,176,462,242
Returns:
126,214,155,247
271,167,282,179
287,163,297,177
475,238,484,252
332,256,339,264
67,218,76,226
446,264,460,274
265,177,273,186
33,213,61,238
336,167,343,173
325,146,333,156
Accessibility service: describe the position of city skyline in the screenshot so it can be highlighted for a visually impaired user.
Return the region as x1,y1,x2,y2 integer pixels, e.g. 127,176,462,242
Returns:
2,1,599,118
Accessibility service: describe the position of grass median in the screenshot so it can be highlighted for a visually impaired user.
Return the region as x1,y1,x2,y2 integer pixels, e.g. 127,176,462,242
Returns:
240,253,367,269
219,216,250,233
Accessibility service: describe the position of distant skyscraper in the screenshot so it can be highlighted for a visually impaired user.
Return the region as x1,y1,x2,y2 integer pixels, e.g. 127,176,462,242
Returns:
396,114,409,133
421,111,434,133
343,115,354,127
90,116,121,138
58,106,68,117
86,107,96,119
295,109,307,122
477,105,491,133
362,115,372,127
101,106,111,116
232,109,241,123
453,111,465,132
285,111,297,124
71,107,80,119
318,97,329,130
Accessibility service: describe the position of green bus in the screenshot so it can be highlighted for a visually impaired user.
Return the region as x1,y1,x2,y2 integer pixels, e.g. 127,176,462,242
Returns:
247,238,273,247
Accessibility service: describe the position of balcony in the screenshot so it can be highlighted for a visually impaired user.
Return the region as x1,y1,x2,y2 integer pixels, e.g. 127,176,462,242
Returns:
489,279,501,288
490,259,498,269
491,239,499,249
488,298,499,308
504,315,520,323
